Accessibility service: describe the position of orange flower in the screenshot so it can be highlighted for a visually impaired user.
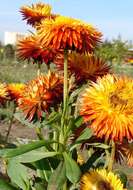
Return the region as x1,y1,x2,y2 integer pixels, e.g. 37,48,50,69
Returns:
17,35,57,64
0,83,8,104
8,83,26,103
18,72,63,121
20,2,56,26
54,52,110,84
38,16,102,53
79,74,133,142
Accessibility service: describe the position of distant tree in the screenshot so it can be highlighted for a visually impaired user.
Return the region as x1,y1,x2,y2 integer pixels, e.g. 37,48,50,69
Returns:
4,44,15,60
0,41,4,60
96,36,130,65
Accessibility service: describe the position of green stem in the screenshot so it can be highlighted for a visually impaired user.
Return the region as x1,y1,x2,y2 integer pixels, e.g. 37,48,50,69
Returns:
63,49,68,108
108,140,115,171
5,104,16,143
60,49,68,145
37,63,41,76
63,181,67,190
35,127,43,140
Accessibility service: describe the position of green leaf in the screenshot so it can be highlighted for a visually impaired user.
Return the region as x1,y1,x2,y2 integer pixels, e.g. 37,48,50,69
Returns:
76,128,93,142
14,150,59,163
48,162,66,190
70,128,93,151
7,159,30,190
86,143,109,149
43,111,61,126
0,179,17,190
80,150,102,173
1,140,55,158
63,152,81,183
74,116,83,128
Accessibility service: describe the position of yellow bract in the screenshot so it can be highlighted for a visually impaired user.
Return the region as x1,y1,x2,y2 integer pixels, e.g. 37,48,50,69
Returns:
80,169,124,190
79,74,133,142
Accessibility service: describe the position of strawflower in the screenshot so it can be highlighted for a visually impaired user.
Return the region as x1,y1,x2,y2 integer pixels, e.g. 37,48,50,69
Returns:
7,83,26,103
18,72,63,121
54,52,110,84
38,15,102,53
20,2,56,26
17,35,57,65
80,169,124,190
79,74,133,142
0,83,9,104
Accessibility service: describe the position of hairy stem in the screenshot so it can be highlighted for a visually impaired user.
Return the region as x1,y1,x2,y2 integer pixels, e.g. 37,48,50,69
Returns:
108,140,115,171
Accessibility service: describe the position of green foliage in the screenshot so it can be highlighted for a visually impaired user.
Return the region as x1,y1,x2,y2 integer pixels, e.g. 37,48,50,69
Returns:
7,159,30,190
96,35,130,65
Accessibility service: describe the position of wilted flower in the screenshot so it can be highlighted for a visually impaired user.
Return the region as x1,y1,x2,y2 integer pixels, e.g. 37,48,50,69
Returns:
20,2,56,26
18,72,63,121
54,52,110,84
38,15,102,53
17,35,57,65
7,83,26,103
80,169,124,190
79,74,133,142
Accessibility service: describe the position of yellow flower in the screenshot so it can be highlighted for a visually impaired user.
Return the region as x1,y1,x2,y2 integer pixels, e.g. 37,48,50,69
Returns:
80,169,124,190
54,52,110,84
38,15,102,53
20,2,56,26
0,83,8,104
7,83,25,102
18,72,63,121
79,74,133,142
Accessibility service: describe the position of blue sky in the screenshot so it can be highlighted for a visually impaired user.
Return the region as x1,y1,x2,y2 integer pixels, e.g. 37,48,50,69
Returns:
0,0,133,42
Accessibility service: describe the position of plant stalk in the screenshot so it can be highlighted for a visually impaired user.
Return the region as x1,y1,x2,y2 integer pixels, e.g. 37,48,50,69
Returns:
37,63,41,76
35,127,43,140
5,104,16,143
108,140,115,171
63,49,68,108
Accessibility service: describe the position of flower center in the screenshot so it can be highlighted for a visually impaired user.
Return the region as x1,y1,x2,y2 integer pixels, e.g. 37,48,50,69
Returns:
96,180,113,190
110,94,128,109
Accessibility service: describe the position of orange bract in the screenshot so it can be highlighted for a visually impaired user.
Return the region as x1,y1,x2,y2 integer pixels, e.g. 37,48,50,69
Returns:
79,74,133,142
20,2,56,26
38,16,102,53
54,52,110,84
17,35,57,64
8,83,26,103
0,83,8,104
18,72,63,121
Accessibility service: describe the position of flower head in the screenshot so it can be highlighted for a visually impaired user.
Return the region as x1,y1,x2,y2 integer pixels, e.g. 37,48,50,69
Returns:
54,52,110,84
80,169,124,190
38,15,102,53
20,2,56,26
79,74,133,142
18,72,63,121
17,35,57,64
0,83,9,104
7,83,26,103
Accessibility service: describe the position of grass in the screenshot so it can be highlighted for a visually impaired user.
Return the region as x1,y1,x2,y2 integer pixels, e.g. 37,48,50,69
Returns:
0,59,47,83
